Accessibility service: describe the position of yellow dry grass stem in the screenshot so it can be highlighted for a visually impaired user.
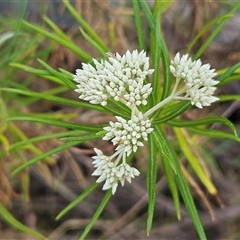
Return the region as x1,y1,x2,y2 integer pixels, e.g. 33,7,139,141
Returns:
173,127,217,195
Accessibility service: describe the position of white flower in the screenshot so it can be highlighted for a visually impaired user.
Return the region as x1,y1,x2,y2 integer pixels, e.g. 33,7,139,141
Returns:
103,112,153,156
170,53,219,108
73,50,154,107
73,59,109,106
92,148,140,194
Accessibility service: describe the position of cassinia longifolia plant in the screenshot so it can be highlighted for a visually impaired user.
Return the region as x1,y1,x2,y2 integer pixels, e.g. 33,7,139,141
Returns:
73,50,219,194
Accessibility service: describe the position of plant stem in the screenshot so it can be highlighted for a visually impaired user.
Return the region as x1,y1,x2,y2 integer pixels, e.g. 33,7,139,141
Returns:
144,94,174,118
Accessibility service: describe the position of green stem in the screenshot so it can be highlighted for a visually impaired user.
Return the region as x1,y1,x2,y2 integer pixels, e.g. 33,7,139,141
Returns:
144,79,185,118
144,94,174,118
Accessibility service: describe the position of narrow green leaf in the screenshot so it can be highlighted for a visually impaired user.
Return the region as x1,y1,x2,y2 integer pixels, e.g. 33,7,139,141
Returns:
219,94,240,102
79,190,112,240
132,0,145,50
188,127,240,142
10,62,66,85
56,182,99,220
217,62,240,85
38,59,76,89
12,131,99,175
22,20,91,61
151,7,161,104
8,130,83,153
60,133,102,142
43,15,70,41
194,2,240,59
147,133,158,235
174,127,217,195
12,141,77,174
152,101,191,124
152,128,177,174
155,6,171,100
168,117,238,137
1,88,105,112
186,14,232,53
161,150,181,220
62,0,108,52
0,202,47,240
139,0,155,30
10,62,57,78
217,74,240,85
79,28,106,56
154,126,206,240
8,116,103,132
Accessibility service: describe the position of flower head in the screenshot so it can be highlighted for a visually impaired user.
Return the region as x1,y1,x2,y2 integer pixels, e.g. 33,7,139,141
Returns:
170,53,219,108
73,50,154,107
103,112,153,156
92,148,140,194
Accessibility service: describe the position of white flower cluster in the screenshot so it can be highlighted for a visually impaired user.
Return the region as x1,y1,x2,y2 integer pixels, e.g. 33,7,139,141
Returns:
103,112,153,156
73,50,219,194
73,50,154,194
170,53,219,109
73,50,154,107
92,148,140,194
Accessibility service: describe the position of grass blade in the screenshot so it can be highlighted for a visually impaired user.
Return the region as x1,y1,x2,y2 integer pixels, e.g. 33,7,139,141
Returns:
8,116,103,132
147,132,158,235
174,127,217,195
62,0,108,52
22,20,91,61
56,182,99,220
154,126,206,240
188,127,240,142
79,190,112,240
194,2,240,59
168,117,238,137
12,133,100,175
1,88,105,112
132,0,145,50
217,62,240,85
0,202,47,240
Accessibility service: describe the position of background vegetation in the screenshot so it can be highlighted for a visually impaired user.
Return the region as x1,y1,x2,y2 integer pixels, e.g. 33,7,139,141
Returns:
1,1,240,239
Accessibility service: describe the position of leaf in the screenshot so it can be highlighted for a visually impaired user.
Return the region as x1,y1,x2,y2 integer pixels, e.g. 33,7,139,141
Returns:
186,14,232,53
217,62,240,85
193,2,240,59
152,101,191,124
219,94,240,102
56,182,99,220
12,133,100,174
151,7,162,104
139,1,155,30
0,202,47,240
188,127,240,142
147,132,158,235
10,62,67,86
60,133,104,142
153,126,206,240
22,20,91,61
174,127,217,195
79,190,112,240
161,149,181,220
43,15,70,41
38,59,76,89
168,117,238,137
132,0,145,50
0,87,106,112
8,130,83,153
79,28,106,56
62,0,108,52
8,116,103,132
